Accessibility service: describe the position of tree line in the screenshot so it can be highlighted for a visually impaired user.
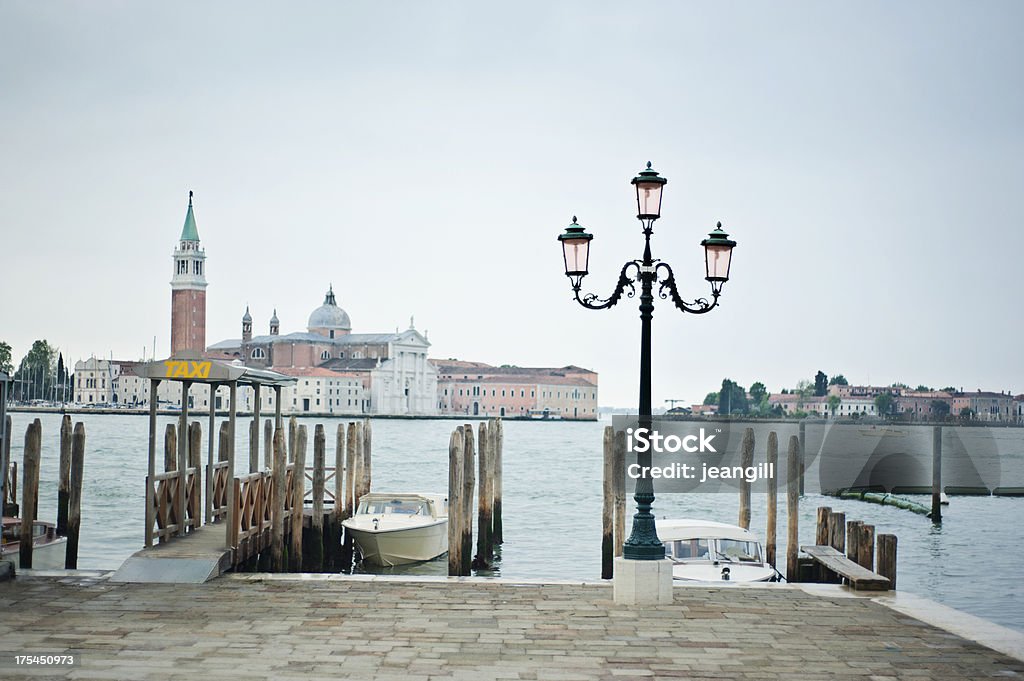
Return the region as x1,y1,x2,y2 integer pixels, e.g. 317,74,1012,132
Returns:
0,339,72,403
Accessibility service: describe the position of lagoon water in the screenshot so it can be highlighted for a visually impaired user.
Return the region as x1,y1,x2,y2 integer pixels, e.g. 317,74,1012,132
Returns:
6,412,1024,633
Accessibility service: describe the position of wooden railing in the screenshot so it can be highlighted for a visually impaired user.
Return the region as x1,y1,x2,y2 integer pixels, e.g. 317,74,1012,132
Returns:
303,466,337,505
147,467,200,544
209,461,230,522
229,471,273,563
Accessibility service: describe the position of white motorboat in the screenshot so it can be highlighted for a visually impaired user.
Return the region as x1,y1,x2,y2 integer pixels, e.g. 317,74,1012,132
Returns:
661,519,777,583
1,517,68,569
341,493,448,567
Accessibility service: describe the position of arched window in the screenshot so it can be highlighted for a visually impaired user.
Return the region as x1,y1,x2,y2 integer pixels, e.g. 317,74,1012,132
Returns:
320,350,330,360
251,347,266,360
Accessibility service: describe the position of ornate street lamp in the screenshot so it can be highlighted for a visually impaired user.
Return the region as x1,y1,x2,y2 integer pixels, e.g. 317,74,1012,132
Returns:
558,162,737,561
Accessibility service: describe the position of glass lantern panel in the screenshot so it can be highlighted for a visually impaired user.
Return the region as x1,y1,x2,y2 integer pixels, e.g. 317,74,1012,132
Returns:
635,182,663,218
705,244,733,281
562,238,590,275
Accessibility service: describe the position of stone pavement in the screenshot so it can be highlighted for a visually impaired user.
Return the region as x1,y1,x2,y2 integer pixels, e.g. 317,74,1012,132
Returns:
0,574,1021,680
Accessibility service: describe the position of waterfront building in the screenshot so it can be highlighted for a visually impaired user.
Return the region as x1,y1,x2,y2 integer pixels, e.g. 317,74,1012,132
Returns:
434,360,598,420
894,390,954,420
950,390,1016,421
207,291,438,416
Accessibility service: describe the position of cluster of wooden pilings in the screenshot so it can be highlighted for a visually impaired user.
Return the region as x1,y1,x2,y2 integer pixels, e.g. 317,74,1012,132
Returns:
151,414,373,573
2,415,86,570
601,424,899,587
447,419,504,576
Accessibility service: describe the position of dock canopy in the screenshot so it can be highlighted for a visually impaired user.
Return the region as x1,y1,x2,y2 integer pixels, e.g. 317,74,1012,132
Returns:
136,354,296,388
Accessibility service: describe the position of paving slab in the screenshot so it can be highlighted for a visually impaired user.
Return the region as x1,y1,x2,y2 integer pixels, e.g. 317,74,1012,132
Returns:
0,574,1021,680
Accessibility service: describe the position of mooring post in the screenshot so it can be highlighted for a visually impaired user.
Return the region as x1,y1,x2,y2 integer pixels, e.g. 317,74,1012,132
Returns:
288,416,297,463
290,424,307,572
57,414,71,535
206,387,217,524
613,427,625,558
310,424,326,572
493,418,503,545
362,418,372,495
249,420,259,474
476,421,492,568
271,427,286,572
847,519,862,563
341,422,357,568
448,426,465,576
177,382,190,537
766,431,778,569
786,435,800,581
189,421,202,529
66,422,86,569
20,419,41,569
858,523,875,571
264,419,273,470
932,426,942,523
601,425,614,579
828,511,846,554
877,533,897,589
3,414,12,512
165,423,177,472
815,506,831,546
798,421,806,496
461,423,475,575
739,427,754,529
330,423,345,568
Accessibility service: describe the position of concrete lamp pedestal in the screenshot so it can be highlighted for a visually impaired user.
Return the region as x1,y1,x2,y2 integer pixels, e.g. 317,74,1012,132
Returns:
613,557,674,605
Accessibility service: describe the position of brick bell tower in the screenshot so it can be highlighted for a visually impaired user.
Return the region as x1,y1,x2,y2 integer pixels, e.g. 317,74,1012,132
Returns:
170,191,207,355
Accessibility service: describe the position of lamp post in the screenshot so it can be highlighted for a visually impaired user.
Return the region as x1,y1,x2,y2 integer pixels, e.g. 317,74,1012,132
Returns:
558,162,736,561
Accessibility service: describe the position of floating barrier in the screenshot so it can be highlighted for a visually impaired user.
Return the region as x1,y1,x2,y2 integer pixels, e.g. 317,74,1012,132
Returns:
835,489,933,517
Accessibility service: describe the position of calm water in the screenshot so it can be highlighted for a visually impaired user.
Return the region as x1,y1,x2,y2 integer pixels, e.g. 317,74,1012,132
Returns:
6,412,1023,633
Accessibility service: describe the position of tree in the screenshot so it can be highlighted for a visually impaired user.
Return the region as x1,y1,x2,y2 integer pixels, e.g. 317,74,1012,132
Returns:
915,385,931,392
0,341,12,375
941,386,958,394
718,379,748,415
829,374,849,386
930,400,950,420
794,379,813,408
13,340,56,401
703,392,719,406
749,381,767,405
814,371,828,397
827,394,840,418
959,406,975,421
874,392,894,416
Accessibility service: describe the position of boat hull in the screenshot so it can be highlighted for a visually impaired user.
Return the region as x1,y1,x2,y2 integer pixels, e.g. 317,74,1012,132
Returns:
6,537,69,570
672,563,775,583
342,519,448,567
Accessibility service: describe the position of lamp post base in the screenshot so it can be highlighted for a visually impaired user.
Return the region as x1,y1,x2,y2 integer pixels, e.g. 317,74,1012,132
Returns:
613,557,674,605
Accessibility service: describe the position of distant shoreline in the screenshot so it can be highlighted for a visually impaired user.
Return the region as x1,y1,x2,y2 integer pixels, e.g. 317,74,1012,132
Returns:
4,405,600,422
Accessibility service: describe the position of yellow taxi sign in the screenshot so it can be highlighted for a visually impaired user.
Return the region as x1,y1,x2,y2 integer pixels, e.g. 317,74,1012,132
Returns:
163,360,212,380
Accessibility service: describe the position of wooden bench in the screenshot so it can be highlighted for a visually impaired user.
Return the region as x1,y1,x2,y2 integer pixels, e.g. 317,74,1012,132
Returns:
800,545,891,591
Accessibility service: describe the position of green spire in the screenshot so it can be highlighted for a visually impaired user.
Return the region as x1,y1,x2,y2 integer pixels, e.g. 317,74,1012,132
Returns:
180,190,200,242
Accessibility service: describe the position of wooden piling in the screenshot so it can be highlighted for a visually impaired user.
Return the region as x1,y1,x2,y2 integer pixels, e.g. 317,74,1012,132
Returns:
846,519,862,563
613,428,625,558
476,421,493,569
330,423,344,568
828,511,845,553
877,533,897,589
601,425,614,579
493,417,503,545
815,507,831,546
65,422,85,569
164,423,177,472
345,422,358,518
310,424,325,572
288,415,297,463
271,427,286,572
249,420,259,473
20,420,41,569
786,435,800,581
362,419,372,496
290,425,307,572
189,421,202,531
461,423,475,575
3,414,12,511
766,431,778,569
57,415,72,536
739,427,754,530
798,421,806,496
361,419,372,501
932,426,942,523
857,524,875,572
264,419,273,469
448,426,465,576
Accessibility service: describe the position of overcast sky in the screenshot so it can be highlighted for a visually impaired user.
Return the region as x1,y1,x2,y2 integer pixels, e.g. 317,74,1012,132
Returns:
2,1,1022,407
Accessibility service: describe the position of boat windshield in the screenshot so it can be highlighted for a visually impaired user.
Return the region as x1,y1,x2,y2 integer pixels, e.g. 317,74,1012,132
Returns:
666,538,710,562
715,538,761,563
358,499,430,516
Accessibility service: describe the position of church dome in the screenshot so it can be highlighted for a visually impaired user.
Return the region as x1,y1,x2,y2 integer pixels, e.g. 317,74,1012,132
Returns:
308,286,351,332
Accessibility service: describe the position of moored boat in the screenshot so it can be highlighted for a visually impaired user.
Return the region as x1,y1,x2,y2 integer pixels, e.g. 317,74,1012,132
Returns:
341,493,448,567
661,519,777,583
1,517,68,569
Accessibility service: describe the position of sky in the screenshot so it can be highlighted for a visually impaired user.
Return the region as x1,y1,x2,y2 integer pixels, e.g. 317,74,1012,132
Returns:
2,1,1022,407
